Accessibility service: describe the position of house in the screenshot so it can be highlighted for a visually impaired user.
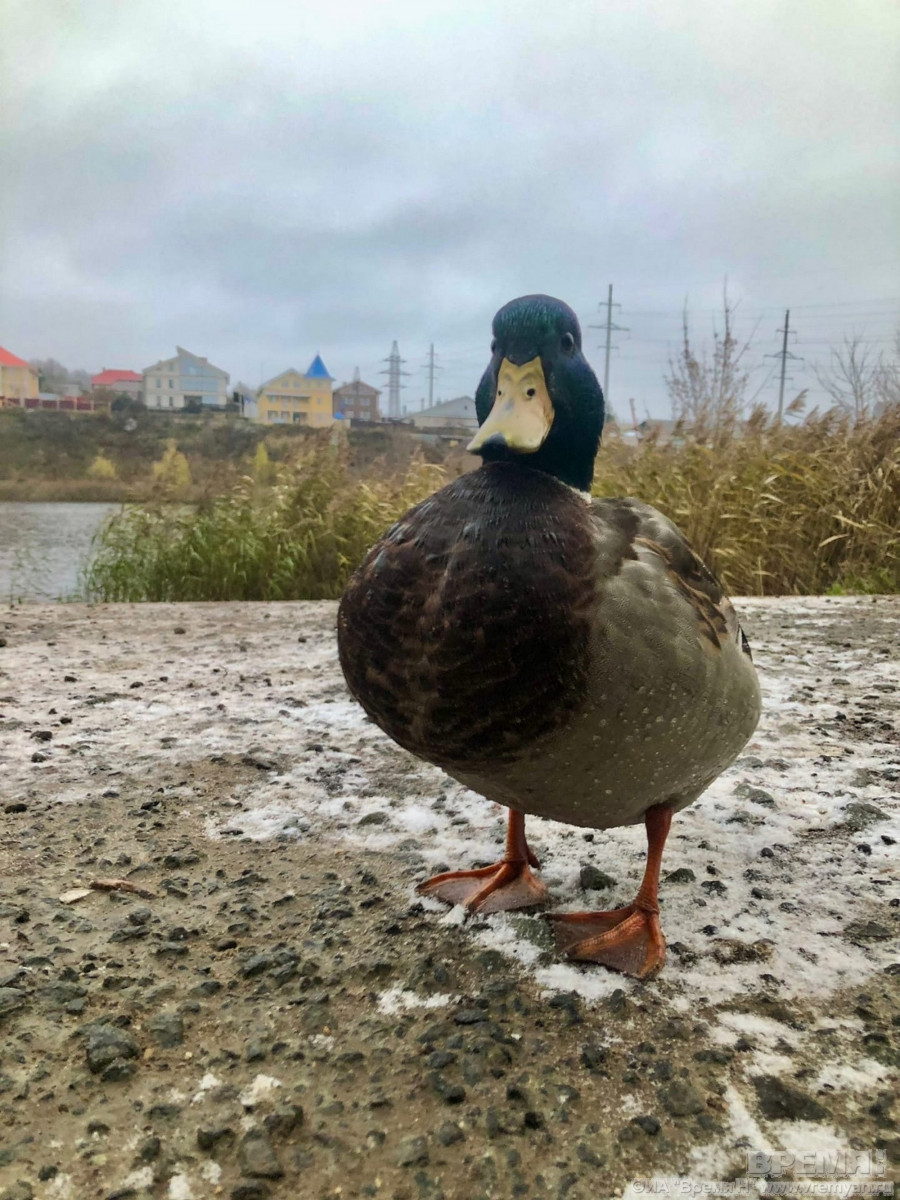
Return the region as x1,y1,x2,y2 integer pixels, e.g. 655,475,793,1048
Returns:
0,346,40,403
256,355,334,427
409,395,478,432
143,347,229,411
91,369,143,402
333,370,382,421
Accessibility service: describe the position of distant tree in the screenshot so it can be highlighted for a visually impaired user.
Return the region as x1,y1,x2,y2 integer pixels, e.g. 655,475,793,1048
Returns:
87,453,118,481
28,357,90,395
816,330,900,419
29,357,67,393
250,441,275,484
874,331,900,411
665,286,758,443
814,336,878,420
152,439,192,491
110,393,146,414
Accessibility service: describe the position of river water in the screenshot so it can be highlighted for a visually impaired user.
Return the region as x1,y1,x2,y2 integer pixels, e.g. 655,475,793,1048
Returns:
0,502,120,602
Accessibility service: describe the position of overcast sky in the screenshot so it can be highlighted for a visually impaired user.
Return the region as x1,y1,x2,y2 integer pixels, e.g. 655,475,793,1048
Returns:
2,0,898,417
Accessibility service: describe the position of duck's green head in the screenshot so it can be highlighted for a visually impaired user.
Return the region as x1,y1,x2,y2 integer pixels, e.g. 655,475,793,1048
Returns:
469,294,604,492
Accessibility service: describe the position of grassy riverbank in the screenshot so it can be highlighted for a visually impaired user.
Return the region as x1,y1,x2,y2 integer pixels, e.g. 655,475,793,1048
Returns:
83,442,445,601
81,403,900,600
0,408,439,503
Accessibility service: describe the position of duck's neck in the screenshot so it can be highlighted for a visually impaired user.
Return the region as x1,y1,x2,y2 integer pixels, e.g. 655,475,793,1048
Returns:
520,437,596,494
477,425,599,493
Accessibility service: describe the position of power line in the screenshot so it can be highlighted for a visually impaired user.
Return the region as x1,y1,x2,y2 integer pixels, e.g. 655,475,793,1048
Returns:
609,297,899,317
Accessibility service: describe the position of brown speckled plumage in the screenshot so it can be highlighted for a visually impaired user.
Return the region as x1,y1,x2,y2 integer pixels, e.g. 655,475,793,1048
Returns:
338,462,597,771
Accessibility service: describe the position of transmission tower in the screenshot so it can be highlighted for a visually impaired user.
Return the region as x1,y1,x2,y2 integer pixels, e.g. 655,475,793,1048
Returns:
765,310,803,420
380,341,410,418
589,284,628,409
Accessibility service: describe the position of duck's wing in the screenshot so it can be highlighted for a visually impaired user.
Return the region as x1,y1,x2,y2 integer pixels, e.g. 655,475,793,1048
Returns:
591,497,753,659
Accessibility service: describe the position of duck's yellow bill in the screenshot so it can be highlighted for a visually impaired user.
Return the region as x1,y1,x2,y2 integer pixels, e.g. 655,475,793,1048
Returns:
467,356,555,454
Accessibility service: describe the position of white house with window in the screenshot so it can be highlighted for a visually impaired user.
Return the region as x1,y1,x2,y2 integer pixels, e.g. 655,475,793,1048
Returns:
142,346,229,410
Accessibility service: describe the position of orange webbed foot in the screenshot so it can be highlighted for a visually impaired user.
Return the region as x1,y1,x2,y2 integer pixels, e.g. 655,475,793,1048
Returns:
417,858,548,914
545,904,666,979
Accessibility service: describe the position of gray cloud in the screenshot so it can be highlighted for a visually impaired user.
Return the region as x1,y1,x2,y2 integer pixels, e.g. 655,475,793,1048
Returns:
2,0,898,413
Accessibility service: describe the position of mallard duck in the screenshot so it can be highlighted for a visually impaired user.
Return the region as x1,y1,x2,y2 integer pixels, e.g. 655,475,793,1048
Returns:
337,294,761,979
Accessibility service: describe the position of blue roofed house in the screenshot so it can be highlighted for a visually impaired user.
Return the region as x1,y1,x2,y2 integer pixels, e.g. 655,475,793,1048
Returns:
142,346,230,411
256,354,335,426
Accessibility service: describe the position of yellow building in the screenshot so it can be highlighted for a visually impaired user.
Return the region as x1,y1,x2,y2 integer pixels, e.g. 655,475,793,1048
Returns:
257,355,334,426
0,345,40,403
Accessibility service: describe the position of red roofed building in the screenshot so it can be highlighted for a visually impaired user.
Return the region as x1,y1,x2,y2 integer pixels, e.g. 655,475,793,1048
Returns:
0,345,40,404
91,369,143,402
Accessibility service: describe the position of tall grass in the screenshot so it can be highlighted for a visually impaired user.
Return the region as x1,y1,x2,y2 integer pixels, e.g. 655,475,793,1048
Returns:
82,435,444,601
82,406,900,601
596,403,900,595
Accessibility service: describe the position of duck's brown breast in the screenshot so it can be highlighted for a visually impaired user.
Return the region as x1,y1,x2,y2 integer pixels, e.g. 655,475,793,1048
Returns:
337,462,607,772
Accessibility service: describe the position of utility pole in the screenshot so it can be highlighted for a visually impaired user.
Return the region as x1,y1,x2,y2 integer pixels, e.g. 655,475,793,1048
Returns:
589,285,628,409
380,341,410,419
427,343,436,409
765,310,803,420
423,343,444,411
776,310,790,419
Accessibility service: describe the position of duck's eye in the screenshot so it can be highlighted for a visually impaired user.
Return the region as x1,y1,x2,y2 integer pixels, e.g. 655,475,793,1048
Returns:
561,332,575,353
526,388,536,398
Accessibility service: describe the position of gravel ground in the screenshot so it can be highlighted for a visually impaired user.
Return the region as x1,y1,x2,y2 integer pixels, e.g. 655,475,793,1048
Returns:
0,598,898,1200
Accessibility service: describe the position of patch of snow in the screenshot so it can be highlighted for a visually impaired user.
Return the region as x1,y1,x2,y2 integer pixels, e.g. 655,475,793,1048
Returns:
376,985,455,1015
716,1012,802,1044
436,903,469,927
168,1172,193,1200
121,1166,155,1190
190,1071,222,1103
748,1051,797,1076
199,1160,222,1184
239,1074,282,1107
307,1033,335,1049
815,1059,891,1092
394,803,442,835
534,962,633,1004
724,1081,777,1155
768,1119,862,1158
470,916,546,968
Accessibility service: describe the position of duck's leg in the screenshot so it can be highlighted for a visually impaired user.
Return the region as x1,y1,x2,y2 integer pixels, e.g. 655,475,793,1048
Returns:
545,804,672,979
416,809,549,914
